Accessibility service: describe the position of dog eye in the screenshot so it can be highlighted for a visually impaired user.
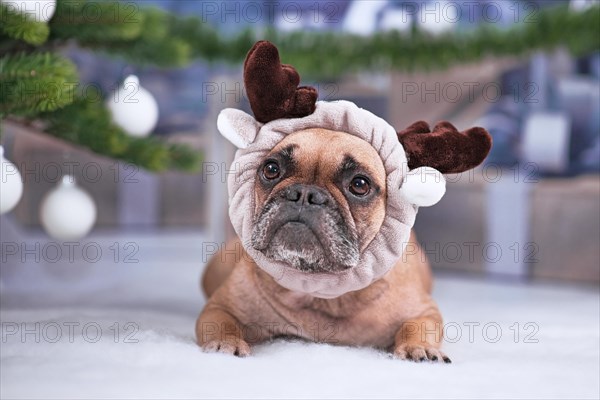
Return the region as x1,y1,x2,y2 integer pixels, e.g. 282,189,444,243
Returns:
262,162,281,180
349,176,370,196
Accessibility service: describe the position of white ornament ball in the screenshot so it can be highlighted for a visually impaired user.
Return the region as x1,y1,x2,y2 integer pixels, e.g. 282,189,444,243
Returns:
0,145,23,214
40,175,97,241
106,75,159,138
1,0,56,22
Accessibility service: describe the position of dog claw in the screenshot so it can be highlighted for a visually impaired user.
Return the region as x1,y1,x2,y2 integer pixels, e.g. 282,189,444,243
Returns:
393,344,450,364
202,337,251,357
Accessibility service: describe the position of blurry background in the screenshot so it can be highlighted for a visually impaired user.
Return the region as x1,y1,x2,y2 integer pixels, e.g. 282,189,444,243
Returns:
1,0,598,291
1,1,599,398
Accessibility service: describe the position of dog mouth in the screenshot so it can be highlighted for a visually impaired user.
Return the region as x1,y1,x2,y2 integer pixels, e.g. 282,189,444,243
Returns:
251,202,359,273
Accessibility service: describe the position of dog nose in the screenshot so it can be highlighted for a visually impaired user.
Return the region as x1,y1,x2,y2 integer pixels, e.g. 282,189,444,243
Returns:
284,184,329,206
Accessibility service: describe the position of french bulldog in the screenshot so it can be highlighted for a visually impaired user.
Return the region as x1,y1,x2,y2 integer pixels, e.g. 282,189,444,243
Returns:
196,41,491,362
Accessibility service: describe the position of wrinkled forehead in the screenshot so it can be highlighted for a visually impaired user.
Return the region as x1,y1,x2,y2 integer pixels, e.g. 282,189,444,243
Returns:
269,128,386,181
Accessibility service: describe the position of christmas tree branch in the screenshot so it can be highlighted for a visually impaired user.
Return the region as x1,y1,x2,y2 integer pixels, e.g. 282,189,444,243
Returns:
0,52,78,116
44,2,600,76
49,0,142,42
260,4,600,79
0,3,49,46
1,1,203,172
40,93,201,172
0,51,202,172
62,7,192,68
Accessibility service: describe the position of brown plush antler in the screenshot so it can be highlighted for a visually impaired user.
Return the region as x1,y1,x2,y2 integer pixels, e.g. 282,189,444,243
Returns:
244,41,318,123
397,121,492,174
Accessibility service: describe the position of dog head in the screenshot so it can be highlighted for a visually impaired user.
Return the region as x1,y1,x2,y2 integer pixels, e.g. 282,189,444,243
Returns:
250,128,386,273
216,41,492,297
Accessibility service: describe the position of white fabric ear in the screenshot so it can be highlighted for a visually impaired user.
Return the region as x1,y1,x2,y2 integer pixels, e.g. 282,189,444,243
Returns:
400,167,446,207
217,108,262,148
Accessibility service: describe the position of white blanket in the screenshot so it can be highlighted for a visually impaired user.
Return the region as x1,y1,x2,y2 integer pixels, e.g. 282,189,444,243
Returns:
1,273,598,399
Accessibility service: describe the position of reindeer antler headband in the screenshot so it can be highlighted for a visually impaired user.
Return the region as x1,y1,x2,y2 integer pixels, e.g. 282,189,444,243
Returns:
216,41,492,298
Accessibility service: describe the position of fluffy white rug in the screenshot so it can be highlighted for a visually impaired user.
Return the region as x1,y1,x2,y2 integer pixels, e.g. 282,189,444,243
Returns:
1,271,598,399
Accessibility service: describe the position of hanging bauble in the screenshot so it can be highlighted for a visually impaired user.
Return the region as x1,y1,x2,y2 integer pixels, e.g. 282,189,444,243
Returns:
1,0,56,22
0,145,23,214
40,175,97,241
106,75,159,138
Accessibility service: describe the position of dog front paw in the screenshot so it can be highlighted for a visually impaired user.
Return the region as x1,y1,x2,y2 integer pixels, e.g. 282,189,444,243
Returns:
202,336,251,357
393,344,451,363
